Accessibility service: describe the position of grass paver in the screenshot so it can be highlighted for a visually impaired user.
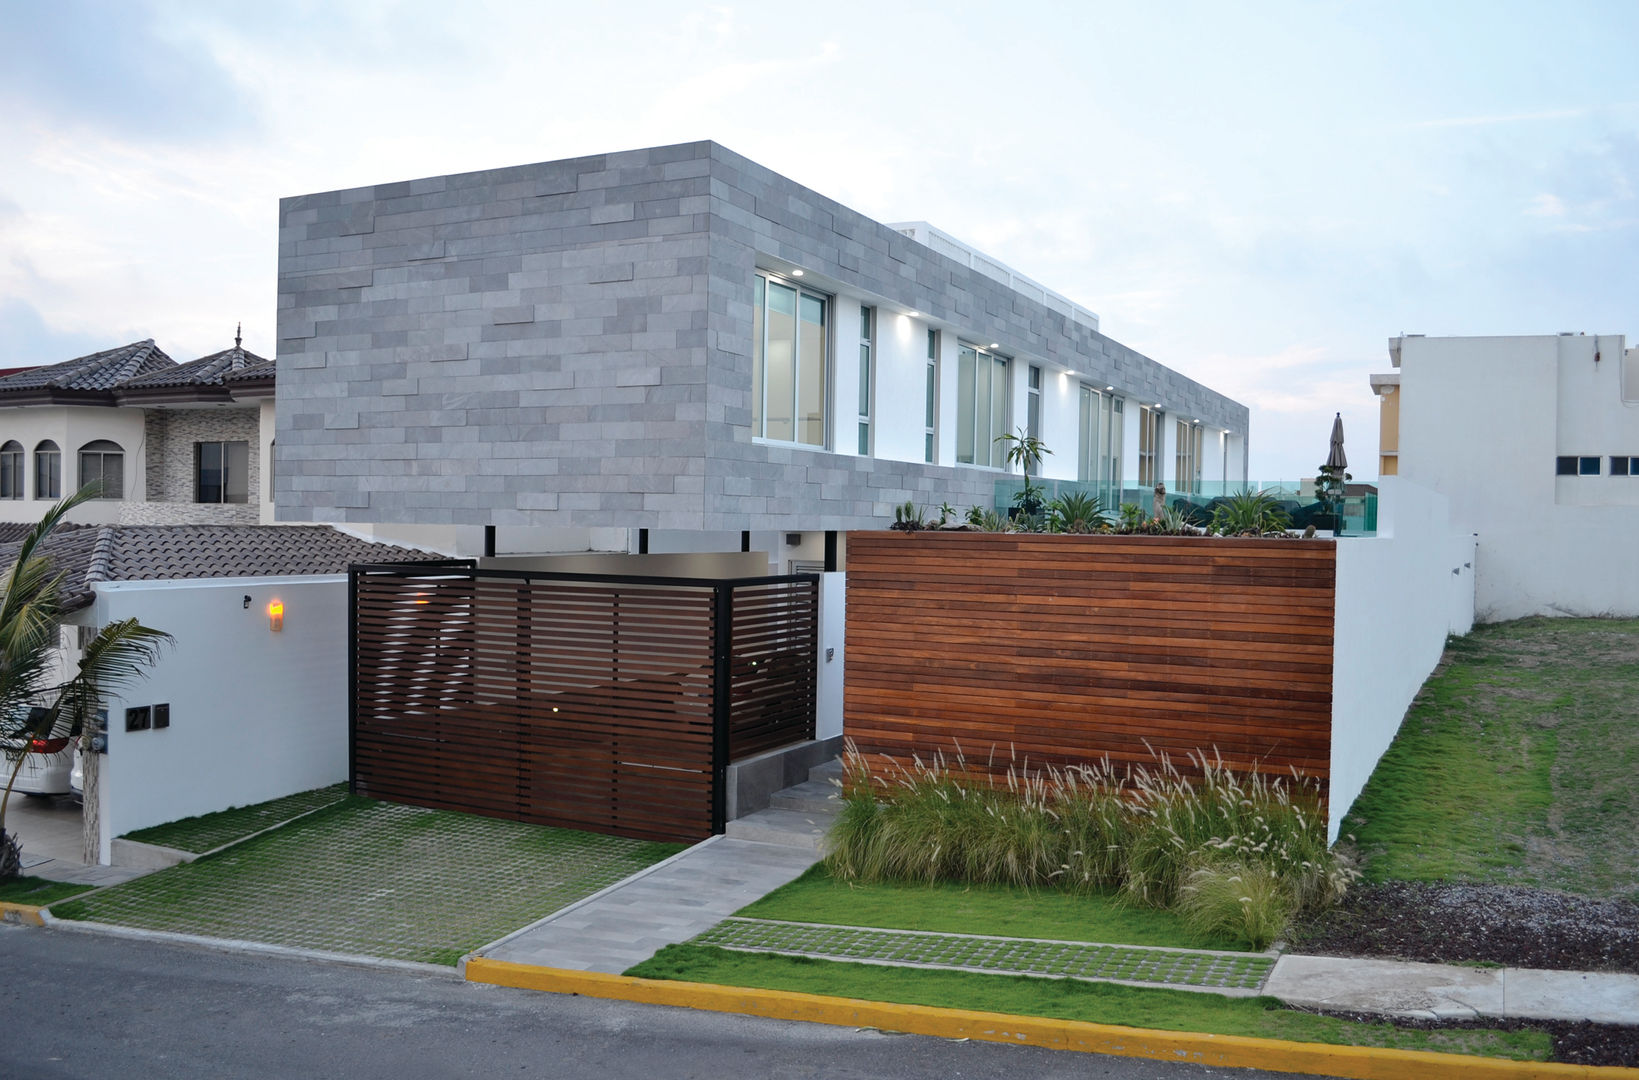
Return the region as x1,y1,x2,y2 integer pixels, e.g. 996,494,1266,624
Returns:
120,784,349,854
0,875,93,906
693,916,1272,991
54,796,684,965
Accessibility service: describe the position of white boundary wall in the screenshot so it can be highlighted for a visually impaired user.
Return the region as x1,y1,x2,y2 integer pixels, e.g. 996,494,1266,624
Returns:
816,572,845,741
87,575,350,863
1328,477,1476,841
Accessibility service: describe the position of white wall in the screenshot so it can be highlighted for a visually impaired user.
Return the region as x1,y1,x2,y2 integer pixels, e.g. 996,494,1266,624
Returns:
1328,477,1476,842
1397,333,1639,620
815,571,845,741
88,576,351,862
0,405,148,523
258,398,276,524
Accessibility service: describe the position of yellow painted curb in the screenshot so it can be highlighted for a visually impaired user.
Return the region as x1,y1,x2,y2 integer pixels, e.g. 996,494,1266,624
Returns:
0,902,46,927
465,958,1639,1079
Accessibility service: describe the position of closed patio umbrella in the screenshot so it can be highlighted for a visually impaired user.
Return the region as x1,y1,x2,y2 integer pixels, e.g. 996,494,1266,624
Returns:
1326,412,1347,470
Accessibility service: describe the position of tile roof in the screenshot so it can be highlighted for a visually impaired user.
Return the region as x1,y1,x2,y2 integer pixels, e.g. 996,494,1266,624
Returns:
117,344,272,392
0,525,446,612
0,340,176,394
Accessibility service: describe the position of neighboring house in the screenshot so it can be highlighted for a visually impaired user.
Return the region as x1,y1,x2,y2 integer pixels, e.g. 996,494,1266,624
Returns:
2,522,443,865
274,140,1250,563
1371,332,1639,621
0,335,277,528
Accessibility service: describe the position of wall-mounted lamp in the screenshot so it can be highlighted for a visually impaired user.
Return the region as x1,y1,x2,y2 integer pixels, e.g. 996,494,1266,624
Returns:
267,599,284,632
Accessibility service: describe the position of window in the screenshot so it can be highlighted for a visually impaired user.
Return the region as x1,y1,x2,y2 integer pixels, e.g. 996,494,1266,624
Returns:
34,440,59,500
752,272,828,447
1174,420,1203,495
1106,396,1123,500
857,305,873,455
1611,456,1637,476
1580,456,1601,476
1138,406,1164,487
1026,365,1042,443
78,440,123,499
196,441,250,503
0,442,21,500
924,330,938,463
1076,388,1123,505
955,343,1010,468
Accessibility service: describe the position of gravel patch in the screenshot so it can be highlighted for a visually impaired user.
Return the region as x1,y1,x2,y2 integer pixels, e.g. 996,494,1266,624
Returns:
1292,881,1639,974
1297,1008,1638,1069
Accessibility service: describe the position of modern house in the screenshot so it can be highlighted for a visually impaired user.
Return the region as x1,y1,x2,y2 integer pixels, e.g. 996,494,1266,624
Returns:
1371,332,1639,621
0,335,276,527
274,140,1250,564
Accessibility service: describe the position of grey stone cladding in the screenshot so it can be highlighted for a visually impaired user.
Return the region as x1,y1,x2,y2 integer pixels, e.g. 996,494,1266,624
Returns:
276,141,1249,531
126,408,260,525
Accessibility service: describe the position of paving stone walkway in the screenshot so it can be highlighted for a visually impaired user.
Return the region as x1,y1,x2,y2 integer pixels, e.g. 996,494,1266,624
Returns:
692,917,1275,993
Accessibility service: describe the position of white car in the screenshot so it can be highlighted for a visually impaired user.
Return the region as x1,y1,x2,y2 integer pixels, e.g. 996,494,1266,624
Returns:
3,708,73,798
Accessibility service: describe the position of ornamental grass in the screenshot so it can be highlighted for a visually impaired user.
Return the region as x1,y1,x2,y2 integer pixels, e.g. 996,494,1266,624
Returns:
826,741,1356,949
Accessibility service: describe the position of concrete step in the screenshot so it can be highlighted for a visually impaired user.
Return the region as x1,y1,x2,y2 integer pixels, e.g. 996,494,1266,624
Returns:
723,807,834,853
808,757,844,785
769,778,841,814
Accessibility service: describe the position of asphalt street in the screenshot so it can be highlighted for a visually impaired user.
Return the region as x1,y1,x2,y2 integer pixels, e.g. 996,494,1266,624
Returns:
0,924,1337,1080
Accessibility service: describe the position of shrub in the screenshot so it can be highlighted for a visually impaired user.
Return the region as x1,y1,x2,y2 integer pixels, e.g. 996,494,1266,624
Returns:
826,741,1355,943
1177,858,1294,950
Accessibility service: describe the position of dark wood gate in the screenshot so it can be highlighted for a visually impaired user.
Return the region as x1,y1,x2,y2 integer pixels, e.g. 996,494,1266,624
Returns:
349,563,818,843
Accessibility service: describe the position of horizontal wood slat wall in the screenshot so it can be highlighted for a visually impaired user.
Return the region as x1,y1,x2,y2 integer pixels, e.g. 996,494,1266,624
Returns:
844,532,1336,783
352,567,819,844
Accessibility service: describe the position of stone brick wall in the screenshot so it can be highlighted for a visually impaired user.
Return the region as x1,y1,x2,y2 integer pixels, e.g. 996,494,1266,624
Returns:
276,141,1248,531
129,408,260,525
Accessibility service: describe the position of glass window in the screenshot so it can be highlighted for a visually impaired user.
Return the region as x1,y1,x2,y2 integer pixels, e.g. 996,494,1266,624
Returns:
1579,456,1601,476
1612,456,1635,477
1174,420,1203,494
955,344,1009,468
1138,406,1163,487
1106,396,1123,504
1077,386,1099,484
924,330,938,464
34,440,59,500
1556,456,1577,476
78,440,124,499
196,441,250,503
752,272,828,447
0,442,22,500
857,305,873,456
1027,365,1042,443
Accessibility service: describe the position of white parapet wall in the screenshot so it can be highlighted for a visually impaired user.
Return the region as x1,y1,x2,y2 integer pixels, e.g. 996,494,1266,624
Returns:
87,576,351,863
1328,477,1477,842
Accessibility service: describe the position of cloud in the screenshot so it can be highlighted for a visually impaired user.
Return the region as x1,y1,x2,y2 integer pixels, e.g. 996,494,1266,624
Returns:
0,299,114,368
1526,193,1567,217
1404,107,1592,130
0,0,257,140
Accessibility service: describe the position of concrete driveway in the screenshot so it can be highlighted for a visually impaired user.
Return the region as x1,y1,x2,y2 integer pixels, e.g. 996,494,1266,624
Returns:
3,794,142,886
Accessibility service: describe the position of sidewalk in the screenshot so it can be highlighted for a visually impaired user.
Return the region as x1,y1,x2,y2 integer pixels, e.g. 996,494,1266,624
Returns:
5,795,147,887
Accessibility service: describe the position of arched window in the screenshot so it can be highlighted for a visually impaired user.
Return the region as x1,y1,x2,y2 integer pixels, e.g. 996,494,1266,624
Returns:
78,440,124,499
34,440,60,500
0,441,22,500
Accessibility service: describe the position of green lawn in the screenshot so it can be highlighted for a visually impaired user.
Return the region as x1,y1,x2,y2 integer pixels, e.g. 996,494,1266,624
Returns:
56,796,685,965
1342,617,1639,900
0,875,93,906
626,946,1550,1062
120,784,349,854
738,865,1248,951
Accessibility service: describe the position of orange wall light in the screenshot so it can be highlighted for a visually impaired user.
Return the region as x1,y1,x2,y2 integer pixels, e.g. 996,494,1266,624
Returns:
267,599,285,632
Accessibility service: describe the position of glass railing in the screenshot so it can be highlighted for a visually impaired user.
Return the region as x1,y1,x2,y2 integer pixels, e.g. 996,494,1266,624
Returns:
989,477,1378,536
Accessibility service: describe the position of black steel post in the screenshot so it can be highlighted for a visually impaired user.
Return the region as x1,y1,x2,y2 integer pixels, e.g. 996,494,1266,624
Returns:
484,525,496,558
711,583,733,834
347,566,358,796
740,530,751,553
638,528,649,555
823,530,838,572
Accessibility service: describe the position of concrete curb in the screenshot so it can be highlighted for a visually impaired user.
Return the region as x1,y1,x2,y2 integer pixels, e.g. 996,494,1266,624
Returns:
40,913,462,979
463,958,1639,1079
0,901,46,926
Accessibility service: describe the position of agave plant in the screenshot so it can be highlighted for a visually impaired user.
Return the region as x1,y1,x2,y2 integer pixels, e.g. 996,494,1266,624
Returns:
889,500,930,532
1049,491,1108,534
1210,490,1292,537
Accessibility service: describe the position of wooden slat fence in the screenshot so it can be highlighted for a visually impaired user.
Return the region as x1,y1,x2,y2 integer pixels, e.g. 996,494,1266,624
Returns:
351,565,817,843
844,532,1337,783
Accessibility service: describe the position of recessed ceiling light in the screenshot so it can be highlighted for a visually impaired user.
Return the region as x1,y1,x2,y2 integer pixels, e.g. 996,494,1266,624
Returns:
989,343,1000,349
1154,402,1164,408
1104,385,1113,391
1193,419,1201,425
791,268,805,277
907,311,921,317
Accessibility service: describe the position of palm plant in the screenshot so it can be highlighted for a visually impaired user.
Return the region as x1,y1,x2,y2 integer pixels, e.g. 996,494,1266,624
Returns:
1048,491,1108,534
1209,489,1292,537
0,485,171,879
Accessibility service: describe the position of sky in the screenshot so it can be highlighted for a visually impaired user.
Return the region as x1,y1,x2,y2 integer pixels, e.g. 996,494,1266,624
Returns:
1,0,1635,480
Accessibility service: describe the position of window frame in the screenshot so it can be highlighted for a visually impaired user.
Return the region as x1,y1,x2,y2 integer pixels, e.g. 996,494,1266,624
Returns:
77,440,124,500
954,342,1011,470
924,329,939,464
33,440,60,500
195,440,251,504
1026,365,1042,444
857,304,873,456
752,270,832,450
1138,406,1164,488
0,442,22,501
